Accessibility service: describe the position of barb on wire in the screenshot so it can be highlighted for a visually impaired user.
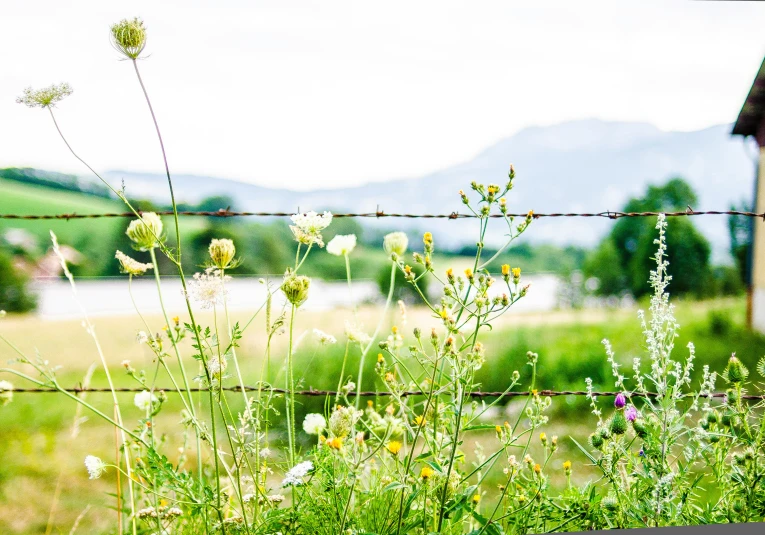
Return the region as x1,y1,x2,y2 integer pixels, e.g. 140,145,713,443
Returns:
9,386,765,400
0,209,762,221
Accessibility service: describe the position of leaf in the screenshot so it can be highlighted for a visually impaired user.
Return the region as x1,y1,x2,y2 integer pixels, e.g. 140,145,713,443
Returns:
569,436,598,465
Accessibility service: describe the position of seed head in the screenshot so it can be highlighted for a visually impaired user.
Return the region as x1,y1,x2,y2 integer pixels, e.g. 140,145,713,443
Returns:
208,238,236,269
281,271,311,307
110,18,147,59
383,232,408,257
126,213,164,251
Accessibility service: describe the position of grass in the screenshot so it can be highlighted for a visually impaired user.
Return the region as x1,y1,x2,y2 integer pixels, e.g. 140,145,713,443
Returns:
0,296,759,533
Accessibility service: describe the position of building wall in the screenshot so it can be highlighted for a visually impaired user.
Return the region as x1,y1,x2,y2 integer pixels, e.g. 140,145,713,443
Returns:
753,142,765,333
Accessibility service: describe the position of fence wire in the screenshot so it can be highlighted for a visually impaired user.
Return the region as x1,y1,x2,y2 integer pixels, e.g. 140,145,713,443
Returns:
8,387,765,401
0,209,762,221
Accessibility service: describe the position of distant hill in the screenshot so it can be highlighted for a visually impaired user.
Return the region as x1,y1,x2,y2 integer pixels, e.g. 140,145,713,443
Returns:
67,120,757,261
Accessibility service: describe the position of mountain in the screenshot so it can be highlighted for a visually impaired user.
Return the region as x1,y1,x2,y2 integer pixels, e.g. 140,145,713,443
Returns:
101,119,755,261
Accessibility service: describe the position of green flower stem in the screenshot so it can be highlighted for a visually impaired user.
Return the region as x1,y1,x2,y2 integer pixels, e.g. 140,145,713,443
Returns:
286,304,298,466
356,262,397,410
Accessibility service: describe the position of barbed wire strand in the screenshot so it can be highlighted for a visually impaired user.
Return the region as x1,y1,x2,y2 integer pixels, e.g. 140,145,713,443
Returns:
8,387,765,400
0,209,762,221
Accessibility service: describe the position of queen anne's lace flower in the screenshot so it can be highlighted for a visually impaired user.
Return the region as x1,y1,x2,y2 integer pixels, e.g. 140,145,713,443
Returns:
345,321,372,345
126,213,164,251
184,268,230,309
281,460,314,487
115,250,153,276
290,211,332,247
84,455,106,479
134,390,158,411
16,83,73,108
302,413,327,435
327,234,357,256
313,329,337,345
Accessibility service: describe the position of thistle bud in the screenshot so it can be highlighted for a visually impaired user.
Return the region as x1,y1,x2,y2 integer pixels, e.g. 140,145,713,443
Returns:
614,392,626,409
209,239,236,269
125,213,164,251
110,18,147,59
610,412,627,435
383,232,408,257
281,271,311,307
725,355,748,384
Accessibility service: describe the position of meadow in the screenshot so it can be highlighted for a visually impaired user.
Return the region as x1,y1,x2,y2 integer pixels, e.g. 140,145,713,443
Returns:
1,296,760,533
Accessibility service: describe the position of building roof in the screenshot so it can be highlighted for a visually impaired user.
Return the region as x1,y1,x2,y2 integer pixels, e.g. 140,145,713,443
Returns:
733,56,765,137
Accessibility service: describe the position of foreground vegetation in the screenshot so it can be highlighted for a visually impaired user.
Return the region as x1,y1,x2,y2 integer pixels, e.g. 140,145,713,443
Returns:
2,16,764,535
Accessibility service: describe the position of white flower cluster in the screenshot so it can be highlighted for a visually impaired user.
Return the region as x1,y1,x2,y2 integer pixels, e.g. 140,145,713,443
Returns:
134,390,158,411
302,413,327,435
115,250,153,276
184,268,231,309
84,455,106,479
313,329,337,345
326,234,357,256
345,321,372,346
281,460,314,487
290,211,332,247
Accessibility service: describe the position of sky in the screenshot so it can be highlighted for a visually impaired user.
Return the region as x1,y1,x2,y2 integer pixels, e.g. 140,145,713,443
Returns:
2,0,765,191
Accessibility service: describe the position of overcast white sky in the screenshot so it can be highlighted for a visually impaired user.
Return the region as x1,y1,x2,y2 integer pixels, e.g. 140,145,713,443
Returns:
2,1,764,190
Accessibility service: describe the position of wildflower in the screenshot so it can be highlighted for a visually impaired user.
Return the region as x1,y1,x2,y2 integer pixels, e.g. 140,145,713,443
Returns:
290,211,332,247
281,461,314,487
533,463,542,475
313,329,337,345
501,264,510,279
84,455,106,479
126,213,164,251
327,437,343,450
464,268,474,281
387,441,402,455
614,392,626,409
206,356,227,378
725,354,748,384
326,234,357,256
0,380,13,406
183,268,229,309
208,239,237,269
302,413,327,435
495,425,502,436
420,466,434,479
281,271,311,307
345,321,372,345
625,406,638,422
539,432,547,445
383,232,408,257
134,390,158,412
563,460,572,475
610,411,627,435
329,406,356,438
472,494,481,504
16,83,73,108
341,381,355,394
114,250,153,276
110,17,147,59
511,267,521,282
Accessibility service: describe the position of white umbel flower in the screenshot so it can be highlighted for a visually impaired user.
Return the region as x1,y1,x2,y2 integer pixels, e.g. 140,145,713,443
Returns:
282,460,314,487
302,413,327,435
184,268,230,309
84,455,106,479
134,390,158,411
313,329,337,345
345,321,372,345
383,232,408,257
207,355,228,377
115,250,153,276
326,234,357,256
290,211,332,247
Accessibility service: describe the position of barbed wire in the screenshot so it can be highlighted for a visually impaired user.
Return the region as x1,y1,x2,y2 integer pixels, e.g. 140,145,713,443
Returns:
0,209,761,221
8,386,765,400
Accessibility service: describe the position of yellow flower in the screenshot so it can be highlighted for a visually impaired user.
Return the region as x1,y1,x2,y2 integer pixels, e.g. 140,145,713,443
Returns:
328,437,343,450
512,267,521,279
423,232,433,245
563,461,572,472
367,400,374,408
420,466,434,479
387,441,402,455
384,372,395,383
540,432,547,444
414,415,426,426
172,316,179,324
531,389,538,397
501,264,510,277
472,494,481,504
465,268,474,280
391,326,398,335
377,353,385,364
518,495,527,504
495,425,502,435
534,463,541,474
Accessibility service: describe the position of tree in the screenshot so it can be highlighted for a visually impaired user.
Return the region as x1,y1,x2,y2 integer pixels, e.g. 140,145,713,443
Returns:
582,238,627,296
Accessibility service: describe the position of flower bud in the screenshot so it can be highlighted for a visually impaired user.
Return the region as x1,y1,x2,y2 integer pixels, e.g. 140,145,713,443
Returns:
209,239,236,269
126,213,164,251
589,432,604,449
383,232,408,257
281,271,311,307
610,412,627,435
725,355,747,384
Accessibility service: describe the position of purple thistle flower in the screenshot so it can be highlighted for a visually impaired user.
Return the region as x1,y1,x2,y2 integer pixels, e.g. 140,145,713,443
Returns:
625,406,638,422
614,392,626,409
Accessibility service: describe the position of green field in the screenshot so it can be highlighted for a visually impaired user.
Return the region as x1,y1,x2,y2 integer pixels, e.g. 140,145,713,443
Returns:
0,297,761,533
